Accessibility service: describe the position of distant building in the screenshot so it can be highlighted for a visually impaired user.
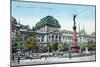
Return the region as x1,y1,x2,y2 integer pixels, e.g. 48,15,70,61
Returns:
11,16,33,52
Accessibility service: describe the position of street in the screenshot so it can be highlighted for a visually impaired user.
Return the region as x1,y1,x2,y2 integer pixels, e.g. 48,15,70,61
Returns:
11,54,95,66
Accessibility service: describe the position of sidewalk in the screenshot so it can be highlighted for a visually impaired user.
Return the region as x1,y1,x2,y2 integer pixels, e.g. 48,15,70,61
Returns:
11,54,95,66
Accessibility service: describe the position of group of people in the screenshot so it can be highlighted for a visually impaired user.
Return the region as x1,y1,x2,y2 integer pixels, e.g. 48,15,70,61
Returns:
12,50,72,64
12,54,20,64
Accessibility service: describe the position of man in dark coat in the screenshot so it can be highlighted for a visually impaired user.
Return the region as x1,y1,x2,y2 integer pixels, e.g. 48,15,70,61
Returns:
18,56,20,64
12,54,15,61
68,49,72,59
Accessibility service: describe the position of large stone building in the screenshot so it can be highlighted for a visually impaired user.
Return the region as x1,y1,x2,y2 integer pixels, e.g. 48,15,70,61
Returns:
35,16,62,48
11,16,96,52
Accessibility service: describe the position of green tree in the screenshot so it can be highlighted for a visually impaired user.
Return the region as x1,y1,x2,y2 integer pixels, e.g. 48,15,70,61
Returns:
32,26,35,31
58,43,64,51
52,42,58,51
84,40,95,51
12,35,20,53
63,42,71,51
48,43,53,52
42,46,48,53
24,37,37,52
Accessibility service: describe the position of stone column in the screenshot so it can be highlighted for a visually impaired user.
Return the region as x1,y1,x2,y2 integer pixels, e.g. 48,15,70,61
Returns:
50,35,52,42
57,35,59,42
44,34,47,42
54,35,55,42
70,14,80,53
48,34,51,42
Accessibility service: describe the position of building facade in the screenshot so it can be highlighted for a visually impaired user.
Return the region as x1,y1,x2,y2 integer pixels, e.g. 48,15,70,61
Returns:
11,16,96,52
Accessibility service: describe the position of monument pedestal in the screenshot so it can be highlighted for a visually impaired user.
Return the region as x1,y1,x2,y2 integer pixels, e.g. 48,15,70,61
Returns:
71,45,80,53
70,25,80,53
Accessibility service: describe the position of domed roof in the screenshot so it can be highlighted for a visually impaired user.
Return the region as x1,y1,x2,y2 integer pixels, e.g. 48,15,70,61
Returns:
35,16,61,29
11,16,17,23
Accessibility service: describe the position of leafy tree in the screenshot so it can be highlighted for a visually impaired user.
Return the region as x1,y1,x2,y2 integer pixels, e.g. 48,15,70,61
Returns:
84,40,95,51
24,37,37,52
12,35,20,53
42,46,48,53
52,42,58,51
63,42,71,51
58,43,64,51
32,26,35,31
47,42,54,52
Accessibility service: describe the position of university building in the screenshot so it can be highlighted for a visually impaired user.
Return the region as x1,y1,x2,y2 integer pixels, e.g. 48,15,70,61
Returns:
11,16,95,52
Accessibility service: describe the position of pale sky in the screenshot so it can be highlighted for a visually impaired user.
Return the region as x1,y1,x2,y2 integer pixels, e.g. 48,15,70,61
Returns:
12,1,95,34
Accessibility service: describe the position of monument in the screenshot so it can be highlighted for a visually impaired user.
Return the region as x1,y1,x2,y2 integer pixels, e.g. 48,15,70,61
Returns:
70,14,80,53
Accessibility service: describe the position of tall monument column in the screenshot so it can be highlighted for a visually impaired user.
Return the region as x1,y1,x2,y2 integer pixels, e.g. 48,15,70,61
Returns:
71,14,80,53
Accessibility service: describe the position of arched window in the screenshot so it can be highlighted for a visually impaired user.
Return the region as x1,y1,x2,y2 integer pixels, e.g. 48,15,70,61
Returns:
48,35,50,41
41,35,44,42
52,35,54,41
56,35,58,41
59,36,61,42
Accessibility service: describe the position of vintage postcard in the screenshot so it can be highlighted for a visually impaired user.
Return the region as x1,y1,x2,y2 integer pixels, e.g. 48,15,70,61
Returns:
11,0,96,66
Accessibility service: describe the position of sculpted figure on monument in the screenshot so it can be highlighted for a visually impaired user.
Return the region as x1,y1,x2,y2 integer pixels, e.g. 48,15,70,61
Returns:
73,14,77,26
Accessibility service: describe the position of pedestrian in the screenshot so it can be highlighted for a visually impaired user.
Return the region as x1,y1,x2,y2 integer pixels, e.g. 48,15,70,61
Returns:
12,54,14,61
40,56,41,60
68,49,72,59
18,56,20,64
69,52,72,59
44,55,46,60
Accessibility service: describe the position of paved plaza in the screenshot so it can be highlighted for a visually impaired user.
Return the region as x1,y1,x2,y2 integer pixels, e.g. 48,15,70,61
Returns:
11,54,95,66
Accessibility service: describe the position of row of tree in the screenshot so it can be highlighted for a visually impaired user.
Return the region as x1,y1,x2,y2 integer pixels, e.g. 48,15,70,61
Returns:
48,42,71,52
12,36,38,53
12,36,95,53
23,37,71,53
12,36,71,53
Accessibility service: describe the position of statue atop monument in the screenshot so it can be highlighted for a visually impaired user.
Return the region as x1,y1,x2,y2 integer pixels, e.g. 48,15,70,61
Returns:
71,14,80,53
73,14,77,26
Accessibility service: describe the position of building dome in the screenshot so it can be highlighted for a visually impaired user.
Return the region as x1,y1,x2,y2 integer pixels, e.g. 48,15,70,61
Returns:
11,16,17,23
35,16,61,29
